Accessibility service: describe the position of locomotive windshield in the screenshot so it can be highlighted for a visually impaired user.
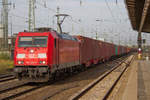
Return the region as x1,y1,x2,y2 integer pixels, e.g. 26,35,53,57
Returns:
18,36,48,47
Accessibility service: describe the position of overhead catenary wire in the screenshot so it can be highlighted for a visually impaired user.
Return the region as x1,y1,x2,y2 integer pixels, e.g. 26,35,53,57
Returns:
69,17,81,25
4,0,57,34
104,0,117,24
8,0,81,34
37,0,80,22
103,0,126,45
113,0,133,44
115,1,129,23
36,1,57,13
10,12,48,26
10,13,28,20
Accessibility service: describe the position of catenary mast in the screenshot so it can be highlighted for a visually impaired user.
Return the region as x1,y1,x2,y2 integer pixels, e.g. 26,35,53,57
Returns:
28,0,36,31
2,0,9,48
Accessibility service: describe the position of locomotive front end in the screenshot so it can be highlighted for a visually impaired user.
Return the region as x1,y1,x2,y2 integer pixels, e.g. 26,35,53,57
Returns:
14,32,51,82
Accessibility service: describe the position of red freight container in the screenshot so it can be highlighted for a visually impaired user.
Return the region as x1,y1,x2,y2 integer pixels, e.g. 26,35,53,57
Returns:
76,36,116,66
76,36,106,66
76,36,94,66
58,39,80,68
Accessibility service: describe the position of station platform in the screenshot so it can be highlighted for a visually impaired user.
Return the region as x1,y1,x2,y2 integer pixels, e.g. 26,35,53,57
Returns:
138,60,150,100
118,57,150,100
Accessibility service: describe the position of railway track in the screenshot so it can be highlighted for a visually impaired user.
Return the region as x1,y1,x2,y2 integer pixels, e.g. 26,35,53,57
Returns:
0,82,44,100
0,76,15,82
69,55,134,100
0,55,132,100
12,55,131,100
0,80,28,94
0,73,15,82
0,74,13,79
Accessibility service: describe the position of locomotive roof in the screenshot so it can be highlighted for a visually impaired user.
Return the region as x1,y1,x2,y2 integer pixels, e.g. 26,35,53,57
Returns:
56,32,78,41
20,29,78,41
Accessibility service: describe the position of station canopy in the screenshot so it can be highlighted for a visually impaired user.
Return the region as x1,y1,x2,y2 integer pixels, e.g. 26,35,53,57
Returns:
125,0,150,33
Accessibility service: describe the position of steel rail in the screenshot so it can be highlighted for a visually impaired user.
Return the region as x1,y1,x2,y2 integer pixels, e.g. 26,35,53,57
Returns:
102,56,134,100
0,76,16,82
0,74,13,79
69,55,133,100
1,85,42,100
0,81,28,94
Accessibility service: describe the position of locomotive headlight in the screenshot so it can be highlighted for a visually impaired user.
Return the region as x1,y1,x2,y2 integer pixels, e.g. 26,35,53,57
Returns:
39,61,46,64
38,53,47,58
30,49,34,53
18,61,24,64
17,54,25,59
43,61,46,64
18,61,21,64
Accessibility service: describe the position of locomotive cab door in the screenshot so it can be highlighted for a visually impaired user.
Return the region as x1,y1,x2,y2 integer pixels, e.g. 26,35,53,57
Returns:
54,38,59,68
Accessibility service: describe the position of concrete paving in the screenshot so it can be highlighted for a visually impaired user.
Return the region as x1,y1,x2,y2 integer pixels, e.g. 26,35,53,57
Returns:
122,61,137,100
121,60,150,100
138,61,150,100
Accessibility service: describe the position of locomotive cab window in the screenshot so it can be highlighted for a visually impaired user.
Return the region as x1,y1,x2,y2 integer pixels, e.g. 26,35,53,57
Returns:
34,37,48,47
18,36,48,47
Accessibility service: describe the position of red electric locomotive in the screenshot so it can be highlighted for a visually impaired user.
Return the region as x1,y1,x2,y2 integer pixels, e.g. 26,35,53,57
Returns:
14,28,80,82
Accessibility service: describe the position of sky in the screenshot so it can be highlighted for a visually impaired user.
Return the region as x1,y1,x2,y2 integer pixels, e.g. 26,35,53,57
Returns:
1,0,150,46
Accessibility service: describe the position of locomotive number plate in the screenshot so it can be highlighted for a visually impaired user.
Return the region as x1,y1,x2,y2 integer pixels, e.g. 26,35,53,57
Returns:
28,54,36,58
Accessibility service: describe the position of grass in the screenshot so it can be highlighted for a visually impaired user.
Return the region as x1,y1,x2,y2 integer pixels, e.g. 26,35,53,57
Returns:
0,53,14,74
0,53,11,60
0,60,14,74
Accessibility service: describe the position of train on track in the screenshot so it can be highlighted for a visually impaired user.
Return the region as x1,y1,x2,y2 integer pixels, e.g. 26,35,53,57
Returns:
14,28,135,82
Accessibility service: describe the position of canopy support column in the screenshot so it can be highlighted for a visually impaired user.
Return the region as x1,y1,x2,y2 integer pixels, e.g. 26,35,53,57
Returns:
138,0,150,48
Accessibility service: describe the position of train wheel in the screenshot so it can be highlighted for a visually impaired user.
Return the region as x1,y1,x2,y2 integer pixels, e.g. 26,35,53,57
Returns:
70,67,73,76
15,73,22,80
46,68,54,82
